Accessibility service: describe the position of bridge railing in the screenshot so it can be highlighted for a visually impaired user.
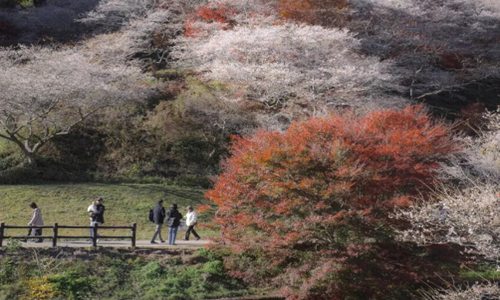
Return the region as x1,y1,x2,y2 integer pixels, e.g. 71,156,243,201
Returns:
0,222,137,248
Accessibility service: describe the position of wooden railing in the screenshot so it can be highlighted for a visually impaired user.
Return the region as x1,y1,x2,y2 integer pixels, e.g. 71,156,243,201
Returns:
0,223,137,248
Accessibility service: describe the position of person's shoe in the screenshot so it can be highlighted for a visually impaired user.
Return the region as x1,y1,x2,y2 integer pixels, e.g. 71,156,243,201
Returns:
195,237,201,241
160,240,165,243
150,241,157,244
184,238,189,241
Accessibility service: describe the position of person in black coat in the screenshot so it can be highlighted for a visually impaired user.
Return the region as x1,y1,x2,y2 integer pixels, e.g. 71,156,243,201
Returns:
166,203,182,245
150,200,166,244
94,198,105,224
87,197,105,240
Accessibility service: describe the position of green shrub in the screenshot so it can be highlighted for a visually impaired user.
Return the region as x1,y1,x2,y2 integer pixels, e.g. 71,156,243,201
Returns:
4,239,22,253
49,271,95,300
461,265,500,281
139,261,165,280
0,250,247,299
0,258,16,285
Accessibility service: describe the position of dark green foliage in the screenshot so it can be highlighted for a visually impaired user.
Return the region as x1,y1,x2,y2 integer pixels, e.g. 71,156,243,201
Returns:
460,265,500,282
0,0,19,8
0,68,254,186
49,271,95,300
0,134,98,183
0,258,16,285
131,258,247,299
0,0,35,8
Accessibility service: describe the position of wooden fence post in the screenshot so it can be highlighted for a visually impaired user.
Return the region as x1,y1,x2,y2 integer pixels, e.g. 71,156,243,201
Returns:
92,223,98,247
52,223,58,247
131,223,137,248
0,223,4,248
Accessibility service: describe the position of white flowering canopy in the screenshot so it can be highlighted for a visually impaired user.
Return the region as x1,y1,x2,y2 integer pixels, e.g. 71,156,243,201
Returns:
174,24,395,108
0,45,153,161
396,185,500,260
421,283,500,300
395,109,500,261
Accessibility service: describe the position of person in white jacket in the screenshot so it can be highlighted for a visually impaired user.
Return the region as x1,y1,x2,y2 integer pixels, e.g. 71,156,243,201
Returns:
27,202,44,243
184,206,201,241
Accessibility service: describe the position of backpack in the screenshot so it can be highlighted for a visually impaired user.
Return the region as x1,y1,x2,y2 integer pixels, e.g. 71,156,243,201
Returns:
148,209,154,222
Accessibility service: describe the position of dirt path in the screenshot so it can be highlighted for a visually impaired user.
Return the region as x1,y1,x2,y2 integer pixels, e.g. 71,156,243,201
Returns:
17,239,210,249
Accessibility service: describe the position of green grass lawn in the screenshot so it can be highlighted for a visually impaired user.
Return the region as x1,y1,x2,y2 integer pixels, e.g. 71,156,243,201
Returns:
0,183,214,240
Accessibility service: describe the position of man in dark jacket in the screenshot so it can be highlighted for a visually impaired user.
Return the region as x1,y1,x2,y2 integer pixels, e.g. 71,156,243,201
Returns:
150,200,166,244
94,198,105,224
166,203,182,245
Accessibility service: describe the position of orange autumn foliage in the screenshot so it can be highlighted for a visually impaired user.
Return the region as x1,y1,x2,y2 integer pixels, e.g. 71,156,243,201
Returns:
278,0,349,26
206,106,457,299
184,3,236,37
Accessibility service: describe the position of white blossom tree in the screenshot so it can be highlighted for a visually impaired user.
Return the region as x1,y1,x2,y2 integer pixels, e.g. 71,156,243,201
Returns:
174,24,399,112
0,46,153,164
395,184,499,260
439,107,500,183
421,283,500,300
395,109,500,261
79,0,163,29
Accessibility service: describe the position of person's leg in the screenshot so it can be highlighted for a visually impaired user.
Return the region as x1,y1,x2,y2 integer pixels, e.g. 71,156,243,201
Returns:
95,222,102,241
151,224,160,242
185,225,192,240
191,226,201,240
172,226,178,245
23,228,32,242
168,227,174,245
90,221,100,241
34,228,43,243
158,224,164,242
90,221,95,239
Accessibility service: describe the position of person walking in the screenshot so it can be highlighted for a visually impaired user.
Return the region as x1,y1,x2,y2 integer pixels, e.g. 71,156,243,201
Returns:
27,202,44,243
165,203,182,245
185,206,201,241
150,200,166,244
87,197,105,240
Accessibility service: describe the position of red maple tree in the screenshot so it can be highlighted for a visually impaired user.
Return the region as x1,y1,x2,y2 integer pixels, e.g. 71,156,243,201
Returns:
207,106,458,299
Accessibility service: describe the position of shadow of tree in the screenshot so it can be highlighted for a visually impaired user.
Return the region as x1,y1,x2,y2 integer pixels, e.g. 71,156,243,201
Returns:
0,0,135,46
349,0,500,116
303,0,500,117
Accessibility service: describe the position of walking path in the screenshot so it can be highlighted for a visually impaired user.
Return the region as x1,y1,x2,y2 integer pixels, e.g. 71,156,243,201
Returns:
18,239,210,249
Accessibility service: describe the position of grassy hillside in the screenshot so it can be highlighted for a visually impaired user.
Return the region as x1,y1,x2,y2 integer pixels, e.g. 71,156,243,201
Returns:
0,183,212,240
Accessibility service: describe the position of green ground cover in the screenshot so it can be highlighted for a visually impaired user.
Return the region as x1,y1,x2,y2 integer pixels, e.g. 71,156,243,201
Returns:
0,247,251,300
0,183,213,240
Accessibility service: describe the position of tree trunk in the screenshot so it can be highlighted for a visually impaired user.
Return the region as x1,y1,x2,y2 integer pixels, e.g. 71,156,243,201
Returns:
22,150,37,167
